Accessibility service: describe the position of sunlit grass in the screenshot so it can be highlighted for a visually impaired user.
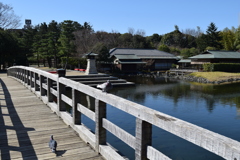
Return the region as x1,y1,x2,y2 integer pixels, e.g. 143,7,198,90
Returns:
190,72,240,81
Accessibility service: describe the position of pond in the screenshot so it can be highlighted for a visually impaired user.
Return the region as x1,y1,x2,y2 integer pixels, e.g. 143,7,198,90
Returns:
81,76,240,160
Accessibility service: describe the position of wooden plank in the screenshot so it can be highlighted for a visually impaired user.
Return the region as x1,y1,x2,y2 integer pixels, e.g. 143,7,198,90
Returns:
0,74,104,160
61,94,72,106
77,103,95,121
147,146,171,160
50,88,58,96
102,118,136,149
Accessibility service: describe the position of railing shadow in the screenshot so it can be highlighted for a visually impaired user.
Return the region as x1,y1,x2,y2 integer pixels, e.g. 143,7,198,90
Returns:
0,78,36,159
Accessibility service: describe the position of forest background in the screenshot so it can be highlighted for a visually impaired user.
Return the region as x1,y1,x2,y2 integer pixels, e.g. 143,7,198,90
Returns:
1,2,240,70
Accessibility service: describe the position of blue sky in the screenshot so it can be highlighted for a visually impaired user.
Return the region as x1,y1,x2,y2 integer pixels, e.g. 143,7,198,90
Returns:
2,0,240,36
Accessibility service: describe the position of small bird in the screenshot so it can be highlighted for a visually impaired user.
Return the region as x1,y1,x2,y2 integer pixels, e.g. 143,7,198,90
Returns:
97,80,113,92
49,135,57,153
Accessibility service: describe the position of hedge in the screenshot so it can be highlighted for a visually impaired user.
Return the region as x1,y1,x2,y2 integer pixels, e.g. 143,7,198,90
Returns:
203,63,240,72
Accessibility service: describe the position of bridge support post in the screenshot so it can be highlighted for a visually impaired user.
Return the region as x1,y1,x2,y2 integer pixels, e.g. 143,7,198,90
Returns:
47,78,53,102
72,89,81,124
30,71,34,88
95,99,106,152
26,70,30,86
57,82,66,111
135,118,152,160
24,69,27,84
16,68,20,79
40,75,45,96
22,69,25,83
21,69,25,83
34,73,39,91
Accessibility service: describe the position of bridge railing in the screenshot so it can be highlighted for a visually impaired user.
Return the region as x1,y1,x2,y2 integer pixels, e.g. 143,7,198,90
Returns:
7,66,240,160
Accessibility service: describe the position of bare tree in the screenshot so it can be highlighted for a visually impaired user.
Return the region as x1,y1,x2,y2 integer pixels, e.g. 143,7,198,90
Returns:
0,2,21,29
128,27,135,35
135,29,146,37
182,26,203,37
73,29,95,56
128,27,146,36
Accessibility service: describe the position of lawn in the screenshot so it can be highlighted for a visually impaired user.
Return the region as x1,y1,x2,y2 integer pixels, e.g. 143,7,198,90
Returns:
190,72,240,81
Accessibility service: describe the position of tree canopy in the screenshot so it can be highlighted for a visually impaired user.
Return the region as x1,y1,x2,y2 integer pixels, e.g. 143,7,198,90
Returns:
1,1,240,70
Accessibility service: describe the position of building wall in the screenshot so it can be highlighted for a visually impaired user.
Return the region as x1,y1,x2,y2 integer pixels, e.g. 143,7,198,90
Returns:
143,59,176,70
122,64,137,72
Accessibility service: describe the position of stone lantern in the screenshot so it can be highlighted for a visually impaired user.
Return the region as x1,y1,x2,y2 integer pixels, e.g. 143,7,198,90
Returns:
84,52,98,75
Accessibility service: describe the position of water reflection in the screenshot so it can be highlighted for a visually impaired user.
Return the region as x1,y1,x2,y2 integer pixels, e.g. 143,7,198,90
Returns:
108,75,240,160
68,75,240,160
112,76,240,112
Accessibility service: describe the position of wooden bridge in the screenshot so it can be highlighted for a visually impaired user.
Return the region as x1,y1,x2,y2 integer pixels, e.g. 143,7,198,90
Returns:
0,72,104,160
4,66,240,160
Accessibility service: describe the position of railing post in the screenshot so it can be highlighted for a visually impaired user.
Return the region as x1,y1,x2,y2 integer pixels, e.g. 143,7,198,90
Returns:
40,75,45,96
16,68,19,79
86,95,94,110
135,118,152,160
22,69,24,83
72,89,81,125
21,69,23,82
19,68,22,80
34,73,39,91
22,69,25,83
24,69,27,85
26,70,30,86
95,99,106,152
30,71,34,88
47,78,53,102
57,80,66,111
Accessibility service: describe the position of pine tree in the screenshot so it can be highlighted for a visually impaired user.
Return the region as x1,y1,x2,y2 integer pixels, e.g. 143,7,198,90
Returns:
205,22,222,50
58,20,80,69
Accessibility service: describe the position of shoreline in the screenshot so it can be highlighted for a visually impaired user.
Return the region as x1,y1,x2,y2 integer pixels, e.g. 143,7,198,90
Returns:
176,75,240,84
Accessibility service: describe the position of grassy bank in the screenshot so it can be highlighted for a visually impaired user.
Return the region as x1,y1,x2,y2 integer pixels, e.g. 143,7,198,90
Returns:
190,72,240,82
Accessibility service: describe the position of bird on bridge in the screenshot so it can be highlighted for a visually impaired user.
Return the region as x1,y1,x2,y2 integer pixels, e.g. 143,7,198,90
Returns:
97,80,113,92
49,135,57,153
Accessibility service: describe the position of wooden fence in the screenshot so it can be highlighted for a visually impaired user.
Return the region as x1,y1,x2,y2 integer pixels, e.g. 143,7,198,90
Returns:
7,66,240,160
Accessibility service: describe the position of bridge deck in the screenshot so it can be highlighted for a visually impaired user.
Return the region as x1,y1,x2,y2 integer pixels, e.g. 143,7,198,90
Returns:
0,73,104,160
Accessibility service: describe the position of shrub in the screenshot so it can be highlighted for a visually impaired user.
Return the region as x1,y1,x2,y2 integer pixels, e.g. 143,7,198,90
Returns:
203,63,240,72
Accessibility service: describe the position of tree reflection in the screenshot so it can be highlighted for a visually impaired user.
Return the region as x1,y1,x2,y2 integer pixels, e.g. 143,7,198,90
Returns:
113,76,240,113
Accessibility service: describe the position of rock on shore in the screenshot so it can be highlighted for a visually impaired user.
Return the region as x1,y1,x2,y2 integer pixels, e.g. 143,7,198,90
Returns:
174,75,240,84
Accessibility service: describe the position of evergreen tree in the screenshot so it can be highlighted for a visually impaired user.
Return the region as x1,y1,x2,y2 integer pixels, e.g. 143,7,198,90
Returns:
0,30,23,69
196,33,208,52
158,44,170,52
220,28,236,51
205,22,222,49
234,26,240,51
58,20,80,69
21,27,37,65
160,25,189,48
48,20,61,68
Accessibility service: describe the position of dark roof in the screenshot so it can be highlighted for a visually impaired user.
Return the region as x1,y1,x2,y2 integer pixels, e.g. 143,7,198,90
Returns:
189,50,240,59
113,54,140,60
109,48,177,59
113,54,145,64
178,59,191,63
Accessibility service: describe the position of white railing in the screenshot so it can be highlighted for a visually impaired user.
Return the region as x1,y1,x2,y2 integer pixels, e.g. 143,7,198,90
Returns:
7,66,240,160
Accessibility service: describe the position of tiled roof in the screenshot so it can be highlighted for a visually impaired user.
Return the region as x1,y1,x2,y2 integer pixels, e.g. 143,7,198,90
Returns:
113,54,140,59
109,48,177,59
178,59,191,63
189,50,240,59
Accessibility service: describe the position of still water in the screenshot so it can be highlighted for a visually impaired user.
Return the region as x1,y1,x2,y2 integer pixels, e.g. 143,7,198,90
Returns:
81,76,240,160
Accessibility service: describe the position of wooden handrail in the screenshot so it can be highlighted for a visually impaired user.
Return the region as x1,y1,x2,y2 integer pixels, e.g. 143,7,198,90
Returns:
7,66,240,160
